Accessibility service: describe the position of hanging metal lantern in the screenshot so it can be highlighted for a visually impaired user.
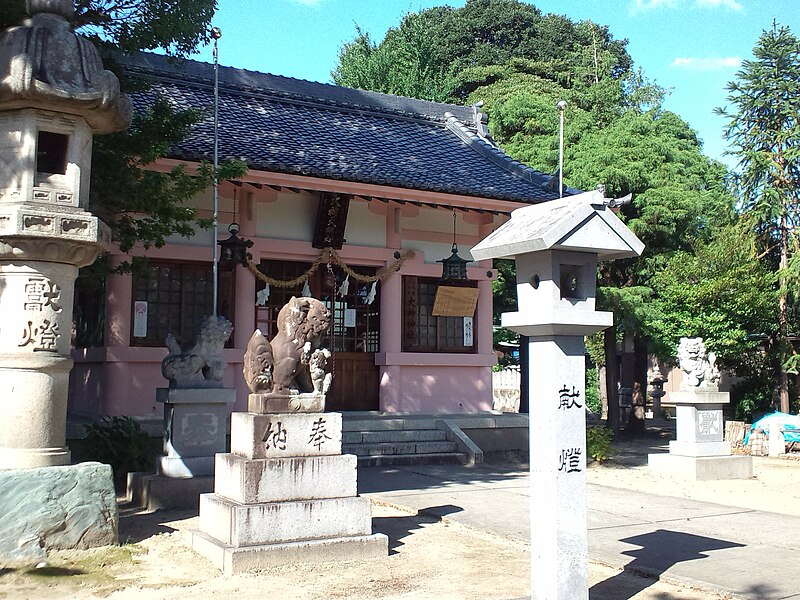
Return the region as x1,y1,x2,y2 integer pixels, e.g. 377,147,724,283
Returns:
217,222,253,270
438,212,469,283
438,241,469,283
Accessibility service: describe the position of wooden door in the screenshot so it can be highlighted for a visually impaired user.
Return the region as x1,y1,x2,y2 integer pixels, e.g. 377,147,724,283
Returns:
326,352,379,411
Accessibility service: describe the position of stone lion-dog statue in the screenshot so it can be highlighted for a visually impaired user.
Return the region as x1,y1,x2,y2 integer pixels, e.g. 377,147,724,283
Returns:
161,315,234,388
243,296,332,395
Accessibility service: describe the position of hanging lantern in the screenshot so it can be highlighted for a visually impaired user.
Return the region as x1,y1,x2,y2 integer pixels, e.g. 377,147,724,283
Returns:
438,212,469,283
217,222,254,271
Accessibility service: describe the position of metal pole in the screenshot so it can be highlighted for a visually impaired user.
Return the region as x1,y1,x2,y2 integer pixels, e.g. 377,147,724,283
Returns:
211,26,221,317
557,100,567,199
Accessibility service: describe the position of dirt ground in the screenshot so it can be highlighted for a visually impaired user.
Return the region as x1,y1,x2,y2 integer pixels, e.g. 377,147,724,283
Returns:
2,443,796,600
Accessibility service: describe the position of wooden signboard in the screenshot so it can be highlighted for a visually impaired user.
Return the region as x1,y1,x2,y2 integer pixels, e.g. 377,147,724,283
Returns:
432,285,479,317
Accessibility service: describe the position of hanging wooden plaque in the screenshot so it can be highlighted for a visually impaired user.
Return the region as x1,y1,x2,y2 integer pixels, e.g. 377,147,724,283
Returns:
432,285,479,317
312,192,350,249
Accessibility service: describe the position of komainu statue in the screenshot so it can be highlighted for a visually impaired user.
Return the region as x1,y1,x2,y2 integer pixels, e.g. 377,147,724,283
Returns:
677,337,721,391
161,316,234,388
243,297,332,397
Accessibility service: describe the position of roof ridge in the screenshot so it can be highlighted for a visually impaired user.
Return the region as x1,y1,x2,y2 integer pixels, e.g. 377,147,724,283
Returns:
118,52,476,126
444,112,557,192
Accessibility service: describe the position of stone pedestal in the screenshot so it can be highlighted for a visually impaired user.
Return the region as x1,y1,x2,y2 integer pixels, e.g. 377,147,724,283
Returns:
192,409,387,573
649,390,752,480
527,335,589,599
156,387,235,477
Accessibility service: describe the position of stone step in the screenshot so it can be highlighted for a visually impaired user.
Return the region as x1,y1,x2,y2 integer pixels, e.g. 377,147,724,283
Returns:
342,418,439,432
342,429,448,445
343,441,458,457
356,452,468,467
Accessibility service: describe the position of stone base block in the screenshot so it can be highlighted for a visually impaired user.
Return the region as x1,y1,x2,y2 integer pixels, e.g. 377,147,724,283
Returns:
198,493,373,547
158,455,215,478
0,446,70,469
191,530,388,574
231,412,342,459
669,440,730,457
0,462,117,562
248,393,325,414
214,453,357,504
157,387,236,404
127,472,213,511
648,453,753,480
670,390,730,405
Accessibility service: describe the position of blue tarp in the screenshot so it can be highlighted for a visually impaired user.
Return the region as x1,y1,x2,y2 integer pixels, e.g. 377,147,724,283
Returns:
747,411,800,444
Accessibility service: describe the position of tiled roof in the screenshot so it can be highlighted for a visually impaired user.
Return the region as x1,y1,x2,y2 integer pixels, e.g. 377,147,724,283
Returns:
119,52,570,204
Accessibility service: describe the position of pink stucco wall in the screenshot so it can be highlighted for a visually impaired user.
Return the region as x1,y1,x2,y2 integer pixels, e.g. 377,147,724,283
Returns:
68,171,508,418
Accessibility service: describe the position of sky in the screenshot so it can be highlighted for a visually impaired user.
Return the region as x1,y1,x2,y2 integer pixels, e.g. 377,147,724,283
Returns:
190,0,800,169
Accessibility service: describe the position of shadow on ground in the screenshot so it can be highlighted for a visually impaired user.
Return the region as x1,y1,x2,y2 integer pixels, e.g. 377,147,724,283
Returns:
372,504,463,554
117,507,195,543
590,529,744,599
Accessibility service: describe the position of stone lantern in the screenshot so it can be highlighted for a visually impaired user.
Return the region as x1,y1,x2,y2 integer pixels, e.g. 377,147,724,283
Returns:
0,0,132,469
472,190,644,600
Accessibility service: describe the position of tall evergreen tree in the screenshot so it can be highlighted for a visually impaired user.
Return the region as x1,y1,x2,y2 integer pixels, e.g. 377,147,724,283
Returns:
716,23,800,413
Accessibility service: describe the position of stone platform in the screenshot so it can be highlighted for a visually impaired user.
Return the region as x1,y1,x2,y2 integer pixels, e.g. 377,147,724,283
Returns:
648,453,754,481
192,410,388,572
648,386,752,480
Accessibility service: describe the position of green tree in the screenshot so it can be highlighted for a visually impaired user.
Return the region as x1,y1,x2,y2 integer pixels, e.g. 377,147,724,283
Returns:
332,0,632,104
716,23,800,413
0,0,216,56
1,0,246,264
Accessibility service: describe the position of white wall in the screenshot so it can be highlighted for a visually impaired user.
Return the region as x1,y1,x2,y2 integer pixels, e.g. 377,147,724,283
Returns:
256,191,316,241
344,199,386,247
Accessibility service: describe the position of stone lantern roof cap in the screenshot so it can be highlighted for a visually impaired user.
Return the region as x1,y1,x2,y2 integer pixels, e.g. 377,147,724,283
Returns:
471,189,645,261
0,0,132,133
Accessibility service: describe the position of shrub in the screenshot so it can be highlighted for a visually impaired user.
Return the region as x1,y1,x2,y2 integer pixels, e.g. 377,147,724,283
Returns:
82,416,157,488
586,424,614,463
585,367,602,414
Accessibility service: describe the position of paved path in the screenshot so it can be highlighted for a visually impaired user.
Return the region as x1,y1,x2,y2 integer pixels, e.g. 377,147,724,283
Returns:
358,462,800,600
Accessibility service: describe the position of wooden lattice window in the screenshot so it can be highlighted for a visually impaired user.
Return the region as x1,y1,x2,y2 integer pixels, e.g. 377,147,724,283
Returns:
402,276,476,353
131,261,234,347
254,260,379,352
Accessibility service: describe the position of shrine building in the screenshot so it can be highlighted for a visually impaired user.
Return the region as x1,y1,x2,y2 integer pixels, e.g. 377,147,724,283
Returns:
68,52,571,418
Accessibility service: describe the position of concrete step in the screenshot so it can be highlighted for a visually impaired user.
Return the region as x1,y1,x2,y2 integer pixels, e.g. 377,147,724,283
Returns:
343,441,458,457
342,418,439,432
342,429,448,444
356,452,468,467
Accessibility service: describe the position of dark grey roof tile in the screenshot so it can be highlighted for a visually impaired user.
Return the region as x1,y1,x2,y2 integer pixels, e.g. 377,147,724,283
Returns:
122,52,571,203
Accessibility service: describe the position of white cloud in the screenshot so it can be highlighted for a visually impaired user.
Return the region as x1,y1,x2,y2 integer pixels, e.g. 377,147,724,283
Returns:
630,0,678,12
695,0,743,10
631,0,743,12
289,0,323,6
670,57,742,70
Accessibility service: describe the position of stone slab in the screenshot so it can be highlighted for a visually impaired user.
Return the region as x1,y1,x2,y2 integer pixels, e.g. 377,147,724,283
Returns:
214,453,357,504
127,472,213,511
675,405,724,443
191,530,388,574
648,453,753,480
670,390,730,405
669,440,731,457
230,412,342,459
0,462,117,561
158,455,215,478
156,387,236,404
248,393,325,414
163,403,230,459
198,493,372,547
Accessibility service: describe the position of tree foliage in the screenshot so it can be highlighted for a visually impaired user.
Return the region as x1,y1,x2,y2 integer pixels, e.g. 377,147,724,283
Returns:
1,0,217,56
1,0,246,267
332,0,631,103
332,0,787,420
716,23,800,413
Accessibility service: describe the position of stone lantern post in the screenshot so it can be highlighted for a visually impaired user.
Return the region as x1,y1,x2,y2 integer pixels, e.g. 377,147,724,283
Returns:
472,190,643,599
0,0,132,468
